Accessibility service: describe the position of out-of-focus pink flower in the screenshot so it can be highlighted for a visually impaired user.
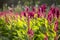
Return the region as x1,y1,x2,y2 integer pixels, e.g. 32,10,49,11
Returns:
55,7,60,19
38,7,41,13
28,11,34,18
54,20,58,32
50,5,55,17
50,8,55,16
32,6,36,12
41,4,47,9
37,11,46,18
41,4,47,12
27,28,34,37
37,7,41,18
37,13,40,18
38,7,45,18
47,11,53,23
20,11,26,17
50,7,55,12
25,6,29,12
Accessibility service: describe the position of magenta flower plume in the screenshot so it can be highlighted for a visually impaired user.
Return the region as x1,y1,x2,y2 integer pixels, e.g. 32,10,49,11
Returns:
27,28,34,37
37,13,40,18
38,7,45,18
20,11,26,17
50,5,55,17
28,11,34,18
38,7,42,13
41,4,47,12
54,20,58,32
25,6,29,12
47,11,53,23
50,7,55,13
55,7,60,19
32,6,36,12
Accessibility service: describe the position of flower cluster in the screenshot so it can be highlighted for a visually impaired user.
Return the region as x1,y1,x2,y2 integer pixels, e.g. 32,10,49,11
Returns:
0,4,60,40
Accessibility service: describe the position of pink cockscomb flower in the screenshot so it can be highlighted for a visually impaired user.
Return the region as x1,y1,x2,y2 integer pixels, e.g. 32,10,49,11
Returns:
28,11,34,18
20,11,26,17
55,7,60,19
27,28,34,37
47,11,53,23
50,7,55,13
41,4,47,13
50,5,55,17
38,7,46,18
32,6,36,12
37,13,40,18
37,7,41,17
54,20,58,32
38,7,42,13
25,6,29,12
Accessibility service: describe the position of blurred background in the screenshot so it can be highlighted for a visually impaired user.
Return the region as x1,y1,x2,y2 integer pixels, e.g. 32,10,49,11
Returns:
0,0,60,12
0,0,60,40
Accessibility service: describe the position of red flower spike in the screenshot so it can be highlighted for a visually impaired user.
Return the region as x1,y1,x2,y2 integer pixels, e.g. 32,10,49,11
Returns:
20,11,26,17
32,6,36,12
55,7,60,19
54,20,58,32
25,6,29,12
27,28,34,37
41,4,47,13
47,11,53,23
28,11,34,18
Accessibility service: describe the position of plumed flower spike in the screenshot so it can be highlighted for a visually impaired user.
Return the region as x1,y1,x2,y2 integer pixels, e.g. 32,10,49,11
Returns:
32,6,36,12
38,7,41,13
50,7,55,17
37,8,42,18
50,8,55,13
28,11,34,18
41,4,47,9
47,11,53,23
20,11,26,17
54,20,58,32
41,4,47,12
25,6,29,12
27,28,34,37
55,7,60,19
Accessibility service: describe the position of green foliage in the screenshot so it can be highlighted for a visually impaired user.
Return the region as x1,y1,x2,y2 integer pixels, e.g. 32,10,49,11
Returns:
0,13,59,40
0,15,28,40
